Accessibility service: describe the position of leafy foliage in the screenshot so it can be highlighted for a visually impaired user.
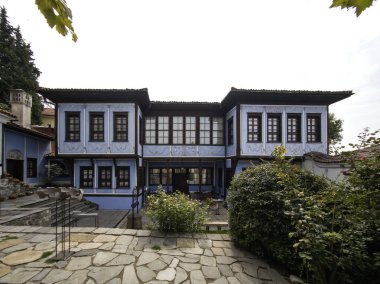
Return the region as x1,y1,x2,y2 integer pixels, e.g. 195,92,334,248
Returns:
328,113,343,152
35,0,77,41
146,186,209,232
228,145,380,283
0,7,42,124
330,0,376,17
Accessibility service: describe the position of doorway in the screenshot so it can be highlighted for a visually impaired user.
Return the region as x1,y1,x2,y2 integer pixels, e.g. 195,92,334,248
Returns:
173,172,188,194
6,159,24,181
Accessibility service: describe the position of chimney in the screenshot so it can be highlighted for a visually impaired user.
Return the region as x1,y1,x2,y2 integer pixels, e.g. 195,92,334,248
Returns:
9,89,32,128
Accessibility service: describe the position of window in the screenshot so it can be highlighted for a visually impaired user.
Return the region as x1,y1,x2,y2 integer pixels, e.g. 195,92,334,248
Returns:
27,158,37,178
145,116,156,144
116,167,130,188
248,114,262,142
287,114,301,142
199,117,211,144
149,168,172,185
185,116,196,144
173,116,183,144
90,112,104,141
114,112,128,141
188,168,213,185
98,167,112,188
65,112,80,141
139,116,143,144
307,114,321,142
80,167,93,188
158,116,169,144
267,114,281,142
227,117,234,145
212,118,224,145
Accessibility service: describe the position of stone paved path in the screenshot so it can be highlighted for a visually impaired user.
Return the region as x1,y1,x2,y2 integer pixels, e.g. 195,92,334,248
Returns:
0,225,289,284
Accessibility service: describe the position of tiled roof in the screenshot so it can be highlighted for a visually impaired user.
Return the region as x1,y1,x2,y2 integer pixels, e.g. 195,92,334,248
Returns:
230,87,353,96
0,108,16,119
39,87,148,92
151,101,219,105
6,122,54,140
32,126,55,138
42,108,55,116
304,151,346,163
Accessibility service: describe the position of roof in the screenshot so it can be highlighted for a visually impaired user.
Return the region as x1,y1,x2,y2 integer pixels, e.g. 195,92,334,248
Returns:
5,123,55,141
304,151,346,164
0,108,16,119
32,126,55,138
148,101,222,115
38,88,151,110
222,88,353,111
42,108,55,116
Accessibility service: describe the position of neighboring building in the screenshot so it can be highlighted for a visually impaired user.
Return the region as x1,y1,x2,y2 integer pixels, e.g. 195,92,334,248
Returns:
41,107,55,128
2,90,54,184
303,151,350,182
0,108,16,177
39,87,352,209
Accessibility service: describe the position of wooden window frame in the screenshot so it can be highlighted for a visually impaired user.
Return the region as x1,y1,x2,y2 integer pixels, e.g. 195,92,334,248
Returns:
172,116,184,145
116,166,130,188
26,158,37,178
307,114,321,143
212,117,224,145
98,166,112,188
247,113,262,142
287,114,302,143
227,117,234,145
89,112,105,142
267,114,282,143
185,116,197,145
199,116,211,145
139,116,143,144
157,116,169,144
80,166,94,188
145,116,157,144
148,168,173,186
113,112,128,142
65,111,80,142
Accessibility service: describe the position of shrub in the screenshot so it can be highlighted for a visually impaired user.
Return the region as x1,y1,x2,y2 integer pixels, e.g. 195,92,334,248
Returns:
146,186,209,232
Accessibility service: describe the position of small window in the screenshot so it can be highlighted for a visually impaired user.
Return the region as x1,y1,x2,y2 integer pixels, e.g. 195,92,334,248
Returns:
227,117,234,145
201,168,213,185
212,117,224,145
149,168,161,185
114,112,128,141
116,166,130,188
188,168,200,185
158,116,169,144
98,166,112,188
145,117,156,144
90,112,104,141
149,168,172,185
248,114,262,142
185,116,196,144
267,114,282,142
287,114,301,142
199,117,211,144
307,114,321,142
139,116,143,144
80,167,93,188
173,116,183,144
65,112,80,141
27,158,37,178
161,168,172,185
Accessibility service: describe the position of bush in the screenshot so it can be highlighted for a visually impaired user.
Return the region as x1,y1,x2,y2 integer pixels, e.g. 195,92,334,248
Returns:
146,186,209,232
228,145,380,283
227,159,329,270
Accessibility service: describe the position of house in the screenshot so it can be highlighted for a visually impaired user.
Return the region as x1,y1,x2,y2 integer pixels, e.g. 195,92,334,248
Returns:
2,90,54,184
39,87,352,209
41,107,55,128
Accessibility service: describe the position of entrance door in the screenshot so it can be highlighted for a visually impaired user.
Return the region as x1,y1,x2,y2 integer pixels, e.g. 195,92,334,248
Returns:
6,159,24,181
173,173,188,194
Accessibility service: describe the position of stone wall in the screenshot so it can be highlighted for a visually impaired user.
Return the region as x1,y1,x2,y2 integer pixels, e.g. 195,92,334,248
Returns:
2,208,51,227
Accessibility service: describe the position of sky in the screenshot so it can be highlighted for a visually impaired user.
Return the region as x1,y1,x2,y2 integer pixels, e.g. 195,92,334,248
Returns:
1,0,379,146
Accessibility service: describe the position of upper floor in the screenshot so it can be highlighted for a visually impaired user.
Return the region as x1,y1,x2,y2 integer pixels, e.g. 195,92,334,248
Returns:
39,87,352,158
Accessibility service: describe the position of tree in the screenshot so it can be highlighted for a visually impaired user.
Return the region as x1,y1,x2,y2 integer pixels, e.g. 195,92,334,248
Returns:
328,113,343,151
330,0,377,17
0,6,42,124
35,0,77,42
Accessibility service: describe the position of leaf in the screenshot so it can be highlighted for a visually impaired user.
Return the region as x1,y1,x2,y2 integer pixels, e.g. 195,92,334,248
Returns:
330,0,375,17
35,0,78,41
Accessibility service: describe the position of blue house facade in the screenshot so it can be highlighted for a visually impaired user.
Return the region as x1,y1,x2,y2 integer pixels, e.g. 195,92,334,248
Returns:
40,88,352,209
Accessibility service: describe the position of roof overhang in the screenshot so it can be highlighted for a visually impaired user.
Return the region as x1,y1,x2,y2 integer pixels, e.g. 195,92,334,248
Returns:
221,88,353,111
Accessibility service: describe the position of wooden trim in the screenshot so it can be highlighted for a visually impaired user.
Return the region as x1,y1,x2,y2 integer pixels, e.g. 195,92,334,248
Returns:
80,166,94,188
113,111,129,142
115,166,131,189
267,113,282,143
286,113,302,143
98,166,112,188
306,113,322,143
236,104,241,157
134,104,138,154
247,113,262,143
65,111,80,142
89,112,105,142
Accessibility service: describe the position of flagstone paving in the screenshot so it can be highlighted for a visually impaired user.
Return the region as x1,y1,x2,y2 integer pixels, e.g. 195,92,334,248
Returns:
0,226,289,283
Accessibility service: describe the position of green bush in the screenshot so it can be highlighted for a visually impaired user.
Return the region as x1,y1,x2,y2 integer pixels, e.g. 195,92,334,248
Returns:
146,186,209,232
228,145,380,283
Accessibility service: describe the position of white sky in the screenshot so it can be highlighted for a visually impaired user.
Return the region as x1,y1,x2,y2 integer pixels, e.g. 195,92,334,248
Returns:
1,0,379,146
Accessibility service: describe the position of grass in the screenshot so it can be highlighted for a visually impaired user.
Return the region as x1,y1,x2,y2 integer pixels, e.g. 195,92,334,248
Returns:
151,245,161,250
40,251,54,259
0,236,18,242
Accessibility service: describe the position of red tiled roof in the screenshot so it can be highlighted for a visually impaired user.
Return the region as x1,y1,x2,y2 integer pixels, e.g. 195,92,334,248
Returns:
6,123,54,140
304,151,346,163
42,108,55,116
